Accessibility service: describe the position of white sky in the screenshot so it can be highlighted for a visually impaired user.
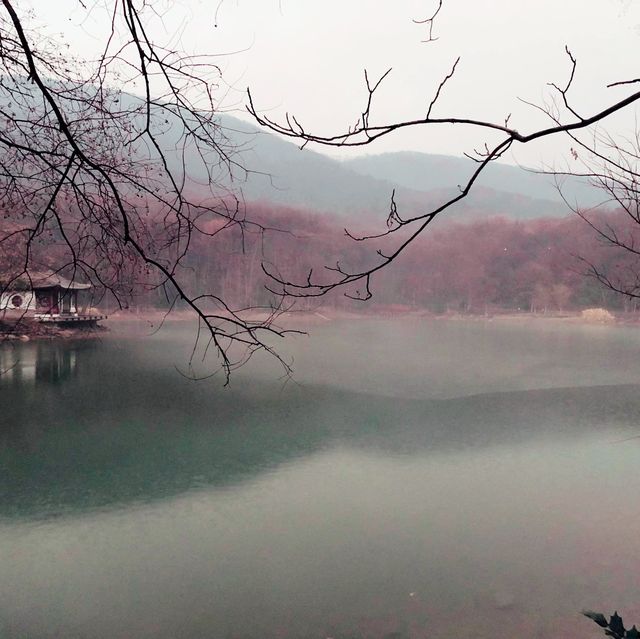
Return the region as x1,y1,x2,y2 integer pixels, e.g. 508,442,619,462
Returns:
23,0,640,167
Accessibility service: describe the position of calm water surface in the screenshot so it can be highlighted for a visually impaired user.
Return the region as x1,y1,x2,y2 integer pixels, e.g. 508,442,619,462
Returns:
2,318,640,639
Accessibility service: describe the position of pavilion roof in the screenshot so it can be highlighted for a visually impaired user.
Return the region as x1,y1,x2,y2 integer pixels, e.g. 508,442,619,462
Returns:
2,270,92,291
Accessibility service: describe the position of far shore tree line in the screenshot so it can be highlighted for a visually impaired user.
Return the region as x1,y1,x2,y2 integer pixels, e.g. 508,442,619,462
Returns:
145,203,640,316
6,200,633,317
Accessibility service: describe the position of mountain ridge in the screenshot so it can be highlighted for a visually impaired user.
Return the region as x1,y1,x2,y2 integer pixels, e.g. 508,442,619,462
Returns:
211,114,581,221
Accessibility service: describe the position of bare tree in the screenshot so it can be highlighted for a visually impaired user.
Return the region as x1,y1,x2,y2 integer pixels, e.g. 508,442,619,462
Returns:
541,119,640,305
246,6,640,304
0,0,297,382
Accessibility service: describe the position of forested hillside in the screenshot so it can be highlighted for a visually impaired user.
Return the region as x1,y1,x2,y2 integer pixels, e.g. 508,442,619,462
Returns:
110,203,636,314
186,115,589,220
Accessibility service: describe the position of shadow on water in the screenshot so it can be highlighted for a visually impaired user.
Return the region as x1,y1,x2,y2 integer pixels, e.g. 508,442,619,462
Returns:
2,337,640,521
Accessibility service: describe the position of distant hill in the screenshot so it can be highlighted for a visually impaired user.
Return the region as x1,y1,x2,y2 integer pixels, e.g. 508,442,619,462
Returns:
342,151,601,209
197,115,587,221
0,77,594,221
215,115,421,216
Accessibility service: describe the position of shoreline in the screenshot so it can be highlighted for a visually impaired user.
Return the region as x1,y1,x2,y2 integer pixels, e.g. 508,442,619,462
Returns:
1,306,630,342
0,318,108,342
104,306,628,327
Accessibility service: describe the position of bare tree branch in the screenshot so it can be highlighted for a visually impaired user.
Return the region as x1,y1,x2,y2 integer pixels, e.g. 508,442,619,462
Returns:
248,41,640,302
0,0,297,383
413,0,443,43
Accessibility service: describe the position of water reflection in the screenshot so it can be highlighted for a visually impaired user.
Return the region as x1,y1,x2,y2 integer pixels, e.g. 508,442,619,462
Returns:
3,326,640,639
0,341,78,385
2,337,640,521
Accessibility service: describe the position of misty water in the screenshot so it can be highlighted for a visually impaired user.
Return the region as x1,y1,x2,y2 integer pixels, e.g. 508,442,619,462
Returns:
2,318,640,639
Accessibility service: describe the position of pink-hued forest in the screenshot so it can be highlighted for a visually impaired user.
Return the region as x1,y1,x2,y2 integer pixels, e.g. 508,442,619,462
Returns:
162,203,640,315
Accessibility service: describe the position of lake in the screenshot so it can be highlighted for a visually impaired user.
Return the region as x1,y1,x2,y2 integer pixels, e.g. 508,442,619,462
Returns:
2,317,640,639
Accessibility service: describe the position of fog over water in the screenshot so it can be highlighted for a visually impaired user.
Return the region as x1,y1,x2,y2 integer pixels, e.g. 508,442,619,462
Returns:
2,318,640,639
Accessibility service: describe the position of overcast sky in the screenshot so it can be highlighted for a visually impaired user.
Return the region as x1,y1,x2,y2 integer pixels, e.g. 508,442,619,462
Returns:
28,0,640,167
